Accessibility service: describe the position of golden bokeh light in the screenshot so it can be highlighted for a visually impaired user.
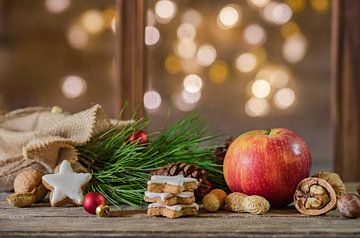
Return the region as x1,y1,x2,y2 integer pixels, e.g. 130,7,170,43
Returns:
183,74,203,93
177,23,196,40
251,47,267,65
144,91,162,110
281,21,300,38
236,52,257,73
145,26,160,46
245,97,270,117
174,96,196,112
81,10,105,34
310,0,329,13
217,4,241,29
273,88,296,109
181,9,203,27
282,34,307,63
147,10,156,26
61,75,87,99
209,61,228,84
67,25,89,49
155,0,177,23
247,0,270,8
243,24,267,46
196,44,217,67
269,68,290,88
103,8,115,27
165,54,181,74
251,79,271,98
256,65,291,88
263,2,292,25
181,58,201,73
286,0,306,13
111,18,116,33
176,39,197,59
181,90,201,104
45,0,70,13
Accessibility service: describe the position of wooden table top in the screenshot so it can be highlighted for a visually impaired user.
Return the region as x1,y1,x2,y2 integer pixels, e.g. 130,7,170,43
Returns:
0,183,359,238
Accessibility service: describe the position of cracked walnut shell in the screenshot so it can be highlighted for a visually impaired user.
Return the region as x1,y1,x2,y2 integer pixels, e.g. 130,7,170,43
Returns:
294,177,337,216
313,171,346,198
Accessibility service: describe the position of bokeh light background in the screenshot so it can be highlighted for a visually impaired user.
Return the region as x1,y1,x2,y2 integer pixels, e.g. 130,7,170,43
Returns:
144,0,331,172
0,0,331,171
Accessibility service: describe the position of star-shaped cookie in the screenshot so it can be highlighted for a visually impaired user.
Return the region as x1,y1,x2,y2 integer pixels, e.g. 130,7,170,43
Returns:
42,160,92,207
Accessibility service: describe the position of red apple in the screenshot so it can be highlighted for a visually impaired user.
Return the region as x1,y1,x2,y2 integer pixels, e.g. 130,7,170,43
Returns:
223,128,311,208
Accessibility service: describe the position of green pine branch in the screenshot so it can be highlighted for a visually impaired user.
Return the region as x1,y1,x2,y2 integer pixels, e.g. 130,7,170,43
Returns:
77,112,226,207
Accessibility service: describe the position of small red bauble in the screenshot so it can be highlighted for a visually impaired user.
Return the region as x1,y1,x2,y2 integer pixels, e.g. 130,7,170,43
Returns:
83,192,106,214
129,130,148,144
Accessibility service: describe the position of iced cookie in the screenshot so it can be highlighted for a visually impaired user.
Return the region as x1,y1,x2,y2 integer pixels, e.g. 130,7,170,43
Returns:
144,191,195,205
42,160,92,207
147,202,199,218
147,175,198,194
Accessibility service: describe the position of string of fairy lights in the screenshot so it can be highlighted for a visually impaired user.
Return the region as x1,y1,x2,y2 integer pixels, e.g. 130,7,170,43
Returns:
42,0,329,117
144,0,330,117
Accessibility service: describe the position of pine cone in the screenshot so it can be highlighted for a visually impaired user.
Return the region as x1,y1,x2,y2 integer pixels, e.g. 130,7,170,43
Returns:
215,137,234,165
150,162,213,200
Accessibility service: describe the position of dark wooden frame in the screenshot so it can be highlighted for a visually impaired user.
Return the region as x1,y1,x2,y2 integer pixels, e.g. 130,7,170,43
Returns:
115,0,360,181
332,0,360,181
115,0,145,118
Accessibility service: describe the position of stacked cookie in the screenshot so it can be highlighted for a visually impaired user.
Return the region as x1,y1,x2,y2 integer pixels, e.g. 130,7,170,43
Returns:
145,175,199,218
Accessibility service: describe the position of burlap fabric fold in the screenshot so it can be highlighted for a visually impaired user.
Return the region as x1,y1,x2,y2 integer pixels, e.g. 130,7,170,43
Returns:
0,104,114,191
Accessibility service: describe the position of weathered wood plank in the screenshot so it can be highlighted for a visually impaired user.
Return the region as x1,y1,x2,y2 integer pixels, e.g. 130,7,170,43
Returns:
0,183,359,237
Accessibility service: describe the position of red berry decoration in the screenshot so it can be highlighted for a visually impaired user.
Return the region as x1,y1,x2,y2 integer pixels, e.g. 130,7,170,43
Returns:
129,130,148,144
83,192,106,214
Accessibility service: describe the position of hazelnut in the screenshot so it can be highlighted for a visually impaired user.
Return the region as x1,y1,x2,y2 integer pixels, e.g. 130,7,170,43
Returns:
337,193,360,219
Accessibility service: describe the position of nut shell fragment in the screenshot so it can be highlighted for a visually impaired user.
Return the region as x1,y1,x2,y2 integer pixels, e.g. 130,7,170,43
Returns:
14,169,44,193
225,192,247,212
313,171,346,198
294,177,337,216
7,192,37,208
202,189,227,212
243,195,270,215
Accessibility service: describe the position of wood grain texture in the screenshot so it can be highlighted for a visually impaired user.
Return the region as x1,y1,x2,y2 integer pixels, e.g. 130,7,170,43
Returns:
332,0,360,181
0,183,359,237
114,0,145,118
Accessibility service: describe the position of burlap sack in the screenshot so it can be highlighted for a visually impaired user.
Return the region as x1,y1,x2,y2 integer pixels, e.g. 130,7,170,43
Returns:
0,104,116,191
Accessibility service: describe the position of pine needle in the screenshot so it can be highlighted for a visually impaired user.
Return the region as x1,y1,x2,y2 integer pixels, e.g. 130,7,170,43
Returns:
77,112,226,207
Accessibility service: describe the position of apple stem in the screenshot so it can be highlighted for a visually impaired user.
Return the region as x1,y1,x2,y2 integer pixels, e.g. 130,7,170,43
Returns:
265,128,271,135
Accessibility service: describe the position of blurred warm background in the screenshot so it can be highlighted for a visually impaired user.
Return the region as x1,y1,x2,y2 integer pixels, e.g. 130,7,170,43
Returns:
0,0,331,172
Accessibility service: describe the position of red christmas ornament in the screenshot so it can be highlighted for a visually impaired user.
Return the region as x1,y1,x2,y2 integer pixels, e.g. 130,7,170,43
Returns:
83,192,106,214
129,130,148,144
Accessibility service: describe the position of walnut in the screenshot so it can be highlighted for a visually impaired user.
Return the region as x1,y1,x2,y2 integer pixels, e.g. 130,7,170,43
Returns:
337,193,360,218
294,177,337,216
13,168,47,202
313,171,346,198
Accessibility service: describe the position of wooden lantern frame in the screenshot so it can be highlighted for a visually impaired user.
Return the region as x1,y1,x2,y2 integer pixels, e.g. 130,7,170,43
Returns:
115,0,360,181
